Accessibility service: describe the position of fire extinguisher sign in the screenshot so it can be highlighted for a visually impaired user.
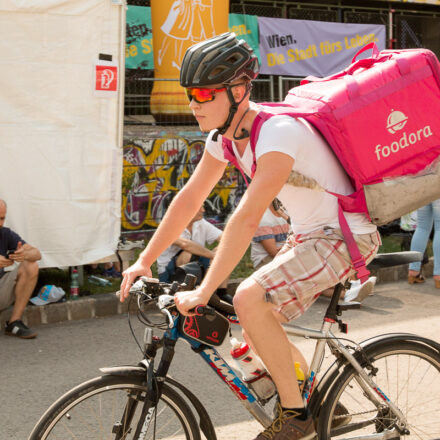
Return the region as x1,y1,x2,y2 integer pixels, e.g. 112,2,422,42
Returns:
94,61,118,96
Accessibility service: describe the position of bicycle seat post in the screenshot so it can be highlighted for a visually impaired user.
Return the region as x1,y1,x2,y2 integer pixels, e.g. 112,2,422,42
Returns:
324,283,345,322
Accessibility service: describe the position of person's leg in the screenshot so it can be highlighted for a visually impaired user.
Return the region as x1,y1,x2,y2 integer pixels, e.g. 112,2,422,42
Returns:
431,200,440,282
409,204,433,278
175,250,192,267
242,311,309,389
0,268,19,312
9,261,39,322
233,278,304,409
159,258,178,282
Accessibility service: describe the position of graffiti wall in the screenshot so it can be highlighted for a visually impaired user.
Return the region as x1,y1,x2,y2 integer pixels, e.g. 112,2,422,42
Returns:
122,136,246,235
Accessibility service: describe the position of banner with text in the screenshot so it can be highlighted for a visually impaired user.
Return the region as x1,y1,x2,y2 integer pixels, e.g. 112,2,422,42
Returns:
229,13,260,63
126,5,153,70
258,17,386,77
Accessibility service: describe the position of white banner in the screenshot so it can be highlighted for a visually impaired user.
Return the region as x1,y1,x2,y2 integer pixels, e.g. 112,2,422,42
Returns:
258,17,386,77
0,0,125,268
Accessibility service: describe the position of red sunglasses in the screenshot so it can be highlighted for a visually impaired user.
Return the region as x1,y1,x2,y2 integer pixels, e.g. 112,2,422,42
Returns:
185,86,227,103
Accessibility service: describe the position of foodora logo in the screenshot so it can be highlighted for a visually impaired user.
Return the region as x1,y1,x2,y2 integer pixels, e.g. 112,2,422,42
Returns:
375,110,433,161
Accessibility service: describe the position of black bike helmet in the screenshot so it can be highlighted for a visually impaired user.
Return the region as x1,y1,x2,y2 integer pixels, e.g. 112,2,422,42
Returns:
181,32,260,140
180,32,259,87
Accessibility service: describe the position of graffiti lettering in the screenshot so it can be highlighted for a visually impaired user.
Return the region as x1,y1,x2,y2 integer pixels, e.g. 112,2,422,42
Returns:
122,136,245,232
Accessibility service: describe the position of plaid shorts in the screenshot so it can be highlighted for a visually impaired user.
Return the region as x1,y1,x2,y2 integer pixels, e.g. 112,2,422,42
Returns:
251,228,381,321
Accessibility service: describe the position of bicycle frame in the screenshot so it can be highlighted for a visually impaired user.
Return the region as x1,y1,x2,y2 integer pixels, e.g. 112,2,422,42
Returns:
159,305,407,432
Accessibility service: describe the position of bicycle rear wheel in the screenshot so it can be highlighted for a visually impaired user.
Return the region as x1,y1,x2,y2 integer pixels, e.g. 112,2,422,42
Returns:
29,375,201,440
318,340,440,440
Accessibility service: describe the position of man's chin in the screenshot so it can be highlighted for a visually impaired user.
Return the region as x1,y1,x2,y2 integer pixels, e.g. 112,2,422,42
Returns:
195,119,219,133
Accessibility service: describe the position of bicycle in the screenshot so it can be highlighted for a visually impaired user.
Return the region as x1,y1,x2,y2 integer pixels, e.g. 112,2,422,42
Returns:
28,251,440,440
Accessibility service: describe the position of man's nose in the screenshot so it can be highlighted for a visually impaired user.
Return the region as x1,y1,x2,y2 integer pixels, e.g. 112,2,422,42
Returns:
189,99,200,110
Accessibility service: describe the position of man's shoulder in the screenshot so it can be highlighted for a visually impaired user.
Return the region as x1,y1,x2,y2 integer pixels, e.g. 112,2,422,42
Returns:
0,227,15,239
0,227,23,249
258,113,310,136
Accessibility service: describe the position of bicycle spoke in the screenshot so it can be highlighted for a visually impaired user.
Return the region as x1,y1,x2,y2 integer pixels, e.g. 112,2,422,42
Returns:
320,344,440,440
31,380,198,440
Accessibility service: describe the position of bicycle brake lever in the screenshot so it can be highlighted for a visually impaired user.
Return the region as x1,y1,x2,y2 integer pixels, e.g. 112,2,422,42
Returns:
158,294,175,309
157,294,176,328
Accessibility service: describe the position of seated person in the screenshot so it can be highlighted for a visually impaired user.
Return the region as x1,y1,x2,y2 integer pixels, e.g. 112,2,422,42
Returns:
0,199,41,339
157,205,230,299
251,199,291,270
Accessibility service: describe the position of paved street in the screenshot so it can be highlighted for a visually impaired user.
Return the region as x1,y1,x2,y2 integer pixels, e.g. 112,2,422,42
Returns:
2,279,440,440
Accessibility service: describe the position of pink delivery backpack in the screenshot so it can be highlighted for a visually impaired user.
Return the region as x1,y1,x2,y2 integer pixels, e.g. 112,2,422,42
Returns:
223,42,440,281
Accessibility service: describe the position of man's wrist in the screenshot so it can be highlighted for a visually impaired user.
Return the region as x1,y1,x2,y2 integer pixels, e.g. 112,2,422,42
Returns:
139,251,153,268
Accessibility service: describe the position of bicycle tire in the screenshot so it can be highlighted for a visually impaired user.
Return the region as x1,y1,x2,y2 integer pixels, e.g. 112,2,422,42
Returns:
318,339,440,440
28,375,201,440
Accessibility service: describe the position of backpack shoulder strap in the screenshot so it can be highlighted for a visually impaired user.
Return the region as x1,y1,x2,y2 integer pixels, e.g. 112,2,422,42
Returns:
221,136,250,186
249,110,279,177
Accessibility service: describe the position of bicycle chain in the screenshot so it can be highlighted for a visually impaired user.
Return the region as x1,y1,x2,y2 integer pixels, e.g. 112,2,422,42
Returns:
332,409,376,419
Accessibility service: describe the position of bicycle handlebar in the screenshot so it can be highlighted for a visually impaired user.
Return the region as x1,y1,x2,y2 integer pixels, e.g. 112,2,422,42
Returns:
125,275,219,328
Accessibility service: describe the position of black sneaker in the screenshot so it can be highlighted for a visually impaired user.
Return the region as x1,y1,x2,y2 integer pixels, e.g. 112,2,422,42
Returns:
5,320,37,339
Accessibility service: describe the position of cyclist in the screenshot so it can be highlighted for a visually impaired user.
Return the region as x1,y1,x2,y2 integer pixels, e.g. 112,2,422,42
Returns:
120,32,380,440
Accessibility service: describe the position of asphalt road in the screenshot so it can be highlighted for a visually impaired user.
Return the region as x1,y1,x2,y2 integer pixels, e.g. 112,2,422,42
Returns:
2,279,440,440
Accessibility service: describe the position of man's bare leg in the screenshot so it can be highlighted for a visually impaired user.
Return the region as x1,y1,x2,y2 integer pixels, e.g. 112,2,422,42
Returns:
233,277,303,408
242,311,309,386
10,261,39,322
175,251,192,267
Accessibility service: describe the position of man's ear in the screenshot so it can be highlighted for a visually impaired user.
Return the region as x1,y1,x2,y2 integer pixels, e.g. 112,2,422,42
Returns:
232,84,246,101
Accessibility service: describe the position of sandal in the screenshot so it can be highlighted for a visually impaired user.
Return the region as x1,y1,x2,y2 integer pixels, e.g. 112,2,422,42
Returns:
408,272,425,284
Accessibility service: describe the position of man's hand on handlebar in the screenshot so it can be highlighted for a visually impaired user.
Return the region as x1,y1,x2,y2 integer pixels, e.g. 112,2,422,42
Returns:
119,260,152,302
174,287,211,317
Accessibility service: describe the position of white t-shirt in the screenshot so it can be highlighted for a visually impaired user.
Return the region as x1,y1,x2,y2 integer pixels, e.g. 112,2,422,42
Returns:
156,218,222,274
206,115,376,235
251,208,290,268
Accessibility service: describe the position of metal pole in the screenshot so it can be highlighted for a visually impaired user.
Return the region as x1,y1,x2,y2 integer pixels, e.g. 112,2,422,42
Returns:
278,76,283,102
388,9,395,49
269,76,274,102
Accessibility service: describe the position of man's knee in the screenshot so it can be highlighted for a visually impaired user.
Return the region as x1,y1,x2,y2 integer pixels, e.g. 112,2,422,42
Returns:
175,251,192,267
233,278,267,315
18,261,39,280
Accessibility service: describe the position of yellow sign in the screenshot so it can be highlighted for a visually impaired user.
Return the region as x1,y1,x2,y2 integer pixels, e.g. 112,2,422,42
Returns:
150,0,229,121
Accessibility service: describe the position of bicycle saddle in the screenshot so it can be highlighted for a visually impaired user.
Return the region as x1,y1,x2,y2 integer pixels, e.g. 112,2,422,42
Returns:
367,251,422,271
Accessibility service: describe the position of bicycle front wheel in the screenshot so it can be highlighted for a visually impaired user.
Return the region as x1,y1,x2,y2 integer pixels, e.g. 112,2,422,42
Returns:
318,340,440,440
29,375,201,440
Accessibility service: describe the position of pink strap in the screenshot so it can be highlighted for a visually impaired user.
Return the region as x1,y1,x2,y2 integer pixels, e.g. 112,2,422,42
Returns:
222,137,249,186
337,205,370,283
351,42,379,63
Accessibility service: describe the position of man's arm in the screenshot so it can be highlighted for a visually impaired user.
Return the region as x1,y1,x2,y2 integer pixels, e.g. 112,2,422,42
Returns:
175,152,294,313
259,237,279,257
174,237,216,259
120,150,227,299
9,242,41,263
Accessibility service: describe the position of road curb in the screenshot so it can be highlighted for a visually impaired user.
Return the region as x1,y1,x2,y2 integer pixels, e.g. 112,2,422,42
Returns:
1,258,433,330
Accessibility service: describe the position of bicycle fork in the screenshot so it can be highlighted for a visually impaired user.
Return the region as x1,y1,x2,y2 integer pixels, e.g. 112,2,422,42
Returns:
327,336,409,435
114,333,175,440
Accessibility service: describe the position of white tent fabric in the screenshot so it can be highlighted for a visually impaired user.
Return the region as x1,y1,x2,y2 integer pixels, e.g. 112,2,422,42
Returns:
0,0,125,267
